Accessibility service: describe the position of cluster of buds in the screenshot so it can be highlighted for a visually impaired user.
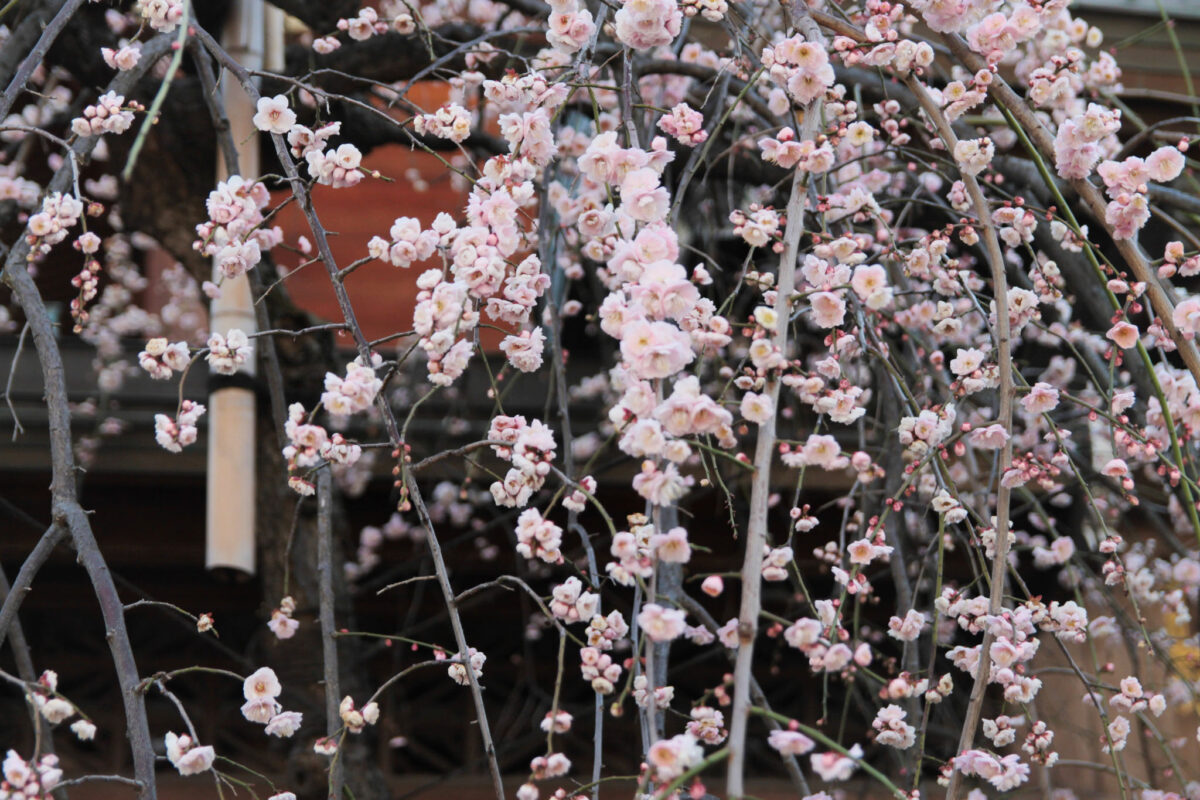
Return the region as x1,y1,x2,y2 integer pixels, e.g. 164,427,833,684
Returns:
70,92,138,138
579,646,621,694
339,696,380,733
930,489,968,523
338,6,388,40
412,271,476,386
545,0,595,54
897,404,956,460
287,121,341,159
66,231,105,332
680,0,727,21
982,714,1022,747
487,415,557,507
306,143,365,189
585,610,628,650
101,43,141,71
539,710,573,734
138,337,190,380
1109,676,1166,716
312,36,341,54
1022,721,1058,766
550,577,600,623
761,545,794,582
367,216,439,268
154,399,205,453
206,329,252,375
757,129,835,173
31,672,75,728
605,520,654,586
872,704,916,749
730,206,783,250
880,671,951,704
790,504,819,532
135,0,184,32
413,104,473,144
1097,143,1186,240
1159,239,1200,279
280,404,361,494
762,34,835,105
686,706,727,744
633,675,674,709
561,475,596,513
447,648,487,686
949,750,1029,793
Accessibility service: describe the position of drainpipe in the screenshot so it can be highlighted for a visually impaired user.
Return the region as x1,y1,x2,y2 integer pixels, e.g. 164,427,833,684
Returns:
206,1,272,576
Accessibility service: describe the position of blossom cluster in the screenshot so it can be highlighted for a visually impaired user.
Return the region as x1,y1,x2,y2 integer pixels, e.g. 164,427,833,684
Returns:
613,0,681,51
138,337,190,379
307,143,365,189
193,176,280,280
70,92,137,138
1,751,62,800
26,192,83,252
546,0,595,54
154,399,205,453
321,355,384,421
134,0,183,32
206,329,253,375
487,415,557,507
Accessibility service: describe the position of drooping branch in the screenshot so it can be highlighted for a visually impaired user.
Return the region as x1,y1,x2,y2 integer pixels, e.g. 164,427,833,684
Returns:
904,71,1015,800
194,22,507,798
0,524,67,651
725,6,824,797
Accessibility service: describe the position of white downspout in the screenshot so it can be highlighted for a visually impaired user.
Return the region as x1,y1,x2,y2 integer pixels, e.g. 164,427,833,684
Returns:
206,1,268,575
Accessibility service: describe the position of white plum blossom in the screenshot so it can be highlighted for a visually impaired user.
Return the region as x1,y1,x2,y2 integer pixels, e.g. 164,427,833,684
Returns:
252,95,297,135
164,732,215,776
242,667,283,725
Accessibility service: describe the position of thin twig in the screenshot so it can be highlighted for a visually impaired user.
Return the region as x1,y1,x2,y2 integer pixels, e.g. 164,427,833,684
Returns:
5,321,29,440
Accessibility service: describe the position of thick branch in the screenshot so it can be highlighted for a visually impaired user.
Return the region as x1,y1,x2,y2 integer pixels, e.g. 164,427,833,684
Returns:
317,469,345,799
0,33,176,800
